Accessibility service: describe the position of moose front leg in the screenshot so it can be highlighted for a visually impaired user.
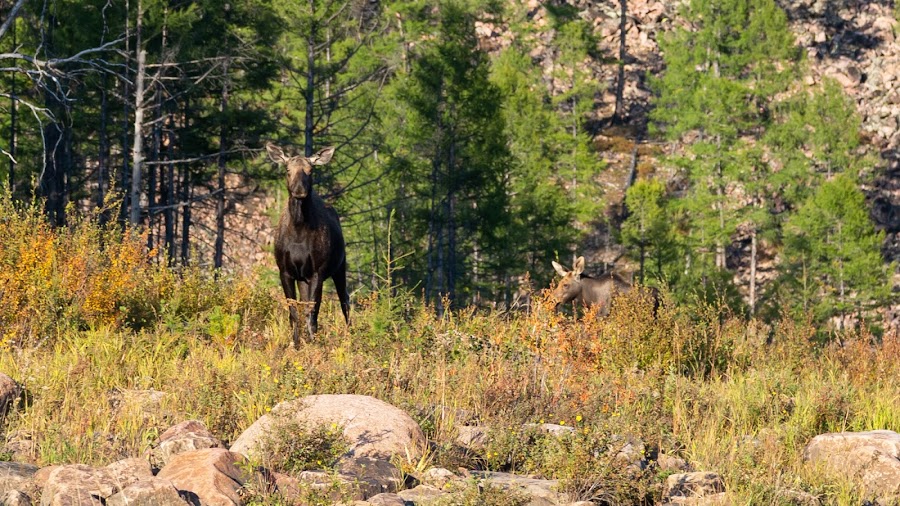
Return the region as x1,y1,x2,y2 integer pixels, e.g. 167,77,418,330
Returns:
279,271,302,347
306,273,324,341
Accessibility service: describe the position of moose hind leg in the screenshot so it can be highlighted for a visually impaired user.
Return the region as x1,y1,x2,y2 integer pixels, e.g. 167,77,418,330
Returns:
279,271,301,347
333,261,351,326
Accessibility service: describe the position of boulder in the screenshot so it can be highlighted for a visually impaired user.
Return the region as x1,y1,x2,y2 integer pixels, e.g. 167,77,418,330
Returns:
470,471,569,506
40,465,120,506
156,449,254,506
230,395,425,495
365,493,407,506
1,490,32,506
803,430,900,497
657,453,691,473
664,472,725,501
0,463,39,494
150,420,224,468
106,458,153,485
105,479,188,506
397,485,444,502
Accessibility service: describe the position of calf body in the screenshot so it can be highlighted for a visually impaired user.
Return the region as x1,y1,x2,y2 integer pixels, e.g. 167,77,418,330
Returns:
268,143,350,346
552,256,658,317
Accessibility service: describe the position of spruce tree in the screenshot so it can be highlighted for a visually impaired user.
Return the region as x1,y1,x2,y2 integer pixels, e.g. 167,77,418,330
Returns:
782,175,892,330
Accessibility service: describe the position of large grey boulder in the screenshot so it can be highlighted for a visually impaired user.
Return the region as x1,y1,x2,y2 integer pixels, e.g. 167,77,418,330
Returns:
804,430,900,497
156,449,255,506
230,395,425,495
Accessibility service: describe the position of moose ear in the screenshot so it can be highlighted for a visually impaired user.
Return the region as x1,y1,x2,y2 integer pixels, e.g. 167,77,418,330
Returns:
266,143,289,165
573,256,585,277
309,146,335,166
552,261,568,277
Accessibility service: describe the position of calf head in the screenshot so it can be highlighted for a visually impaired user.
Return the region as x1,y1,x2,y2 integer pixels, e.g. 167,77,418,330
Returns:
551,256,586,306
266,142,336,199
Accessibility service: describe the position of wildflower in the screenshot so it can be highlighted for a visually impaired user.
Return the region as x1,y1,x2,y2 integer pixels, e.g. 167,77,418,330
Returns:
576,415,583,422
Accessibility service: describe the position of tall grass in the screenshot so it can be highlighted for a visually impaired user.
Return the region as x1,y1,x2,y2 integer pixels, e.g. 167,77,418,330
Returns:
1,198,899,504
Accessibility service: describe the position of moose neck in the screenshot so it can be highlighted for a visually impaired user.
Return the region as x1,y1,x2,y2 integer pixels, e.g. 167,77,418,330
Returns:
288,192,320,228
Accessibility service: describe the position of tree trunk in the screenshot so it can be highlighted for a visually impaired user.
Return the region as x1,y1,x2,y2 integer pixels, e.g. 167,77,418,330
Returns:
749,228,757,315
164,118,175,264
120,0,131,226
304,0,316,157
40,17,67,227
180,163,191,265
98,74,110,225
130,46,147,225
8,20,16,194
613,0,627,123
214,59,229,270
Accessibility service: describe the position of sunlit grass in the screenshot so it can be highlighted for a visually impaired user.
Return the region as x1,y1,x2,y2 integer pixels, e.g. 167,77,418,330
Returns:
2,200,900,503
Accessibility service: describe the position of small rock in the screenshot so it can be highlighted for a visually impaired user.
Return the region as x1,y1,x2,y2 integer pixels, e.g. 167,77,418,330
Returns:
397,484,444,502
150,420,224,468
664,472,725,500
471,471,570,505
420,468,456,489
455,426,489,450
366,493,407,506
658,453,691,473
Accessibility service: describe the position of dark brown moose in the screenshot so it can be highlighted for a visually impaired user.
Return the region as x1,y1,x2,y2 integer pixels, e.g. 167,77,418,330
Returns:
266,142,350,346
551,256,659,317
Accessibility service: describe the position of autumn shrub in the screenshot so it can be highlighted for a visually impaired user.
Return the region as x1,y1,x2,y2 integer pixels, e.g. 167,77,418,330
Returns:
255,416,348,474
0,196,276,346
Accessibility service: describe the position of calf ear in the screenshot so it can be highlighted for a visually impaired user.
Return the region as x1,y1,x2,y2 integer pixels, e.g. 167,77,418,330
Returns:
309,146,336,165
265,143,289,165
552,261,568,277
573,256,585,277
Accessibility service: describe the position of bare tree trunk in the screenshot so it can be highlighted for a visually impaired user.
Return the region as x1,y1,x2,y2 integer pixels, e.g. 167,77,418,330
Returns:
749,228,757,315
40,16,67,227
180,163,191,265
304,0,316,157
98,74,109,225
613,0,627,124
120,0,131,226
214,59,229,270
164,116,175,264
130,46,146,225
8,20,16,194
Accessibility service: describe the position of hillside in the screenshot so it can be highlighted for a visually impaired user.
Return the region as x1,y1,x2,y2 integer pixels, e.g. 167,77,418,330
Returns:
194,0,899,328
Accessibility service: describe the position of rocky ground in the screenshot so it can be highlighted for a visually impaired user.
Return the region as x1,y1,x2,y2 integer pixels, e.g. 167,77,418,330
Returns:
5,371,900,506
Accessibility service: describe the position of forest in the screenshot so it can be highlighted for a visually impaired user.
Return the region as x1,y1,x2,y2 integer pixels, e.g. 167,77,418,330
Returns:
0,0,896,332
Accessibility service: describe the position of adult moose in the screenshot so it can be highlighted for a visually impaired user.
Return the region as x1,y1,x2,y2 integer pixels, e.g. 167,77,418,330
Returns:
266,142,350,346
551,256,659,317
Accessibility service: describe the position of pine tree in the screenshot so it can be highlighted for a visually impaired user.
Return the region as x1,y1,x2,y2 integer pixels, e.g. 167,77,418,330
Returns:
782,174,892,330
383,1,510,309
651,0,799,298
621,179,674,284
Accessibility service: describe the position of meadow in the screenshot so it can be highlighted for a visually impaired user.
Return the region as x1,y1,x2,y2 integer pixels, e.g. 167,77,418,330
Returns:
1,197,898,505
